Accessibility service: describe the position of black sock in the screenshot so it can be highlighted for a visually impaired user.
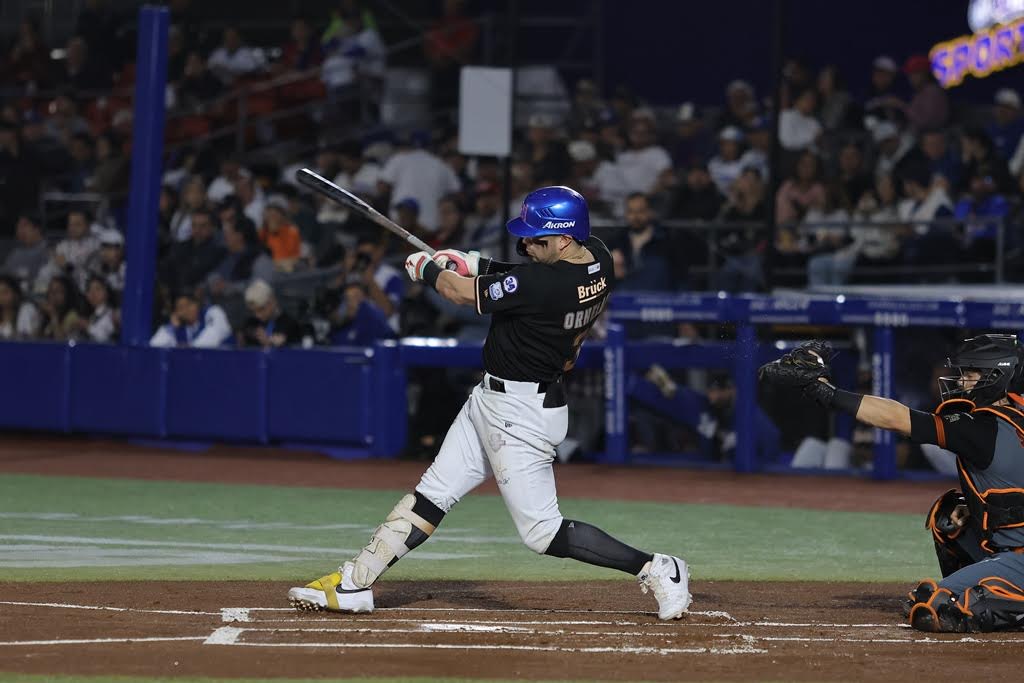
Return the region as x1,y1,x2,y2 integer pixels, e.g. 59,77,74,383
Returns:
544,519,654,575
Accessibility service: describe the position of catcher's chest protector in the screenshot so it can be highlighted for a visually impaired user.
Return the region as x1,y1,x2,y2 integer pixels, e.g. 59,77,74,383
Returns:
957,405,1024,552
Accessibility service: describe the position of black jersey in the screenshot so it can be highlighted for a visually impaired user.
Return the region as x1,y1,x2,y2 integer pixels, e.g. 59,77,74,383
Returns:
474,236,614,382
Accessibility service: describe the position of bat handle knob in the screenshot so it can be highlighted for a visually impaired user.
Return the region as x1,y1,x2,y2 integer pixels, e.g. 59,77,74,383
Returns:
444,261,459,271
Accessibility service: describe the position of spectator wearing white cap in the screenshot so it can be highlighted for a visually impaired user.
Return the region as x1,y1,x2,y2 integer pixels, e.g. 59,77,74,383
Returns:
988,88,1024,161
89,229,126,295
671,102,713,169
566,139,622,218
864,55,904,125
872,121,914,178
717,79,758,131
239,279,307,349
707,126,746,197
778,88,822,152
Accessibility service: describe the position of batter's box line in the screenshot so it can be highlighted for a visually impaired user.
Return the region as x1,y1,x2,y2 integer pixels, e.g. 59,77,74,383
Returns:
202,626,765,655
230,606,737,622
0,600,221,617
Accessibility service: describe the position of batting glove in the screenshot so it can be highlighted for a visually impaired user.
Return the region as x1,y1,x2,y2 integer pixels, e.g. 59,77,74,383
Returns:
433,248,480,276
404,251,432,282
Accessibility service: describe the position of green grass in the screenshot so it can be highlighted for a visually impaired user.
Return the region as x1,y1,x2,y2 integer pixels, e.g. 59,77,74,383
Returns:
0,473,934,582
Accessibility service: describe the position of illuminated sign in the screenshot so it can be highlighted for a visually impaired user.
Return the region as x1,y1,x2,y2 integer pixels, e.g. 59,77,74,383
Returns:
968,0,1024,32
930,16,1024,88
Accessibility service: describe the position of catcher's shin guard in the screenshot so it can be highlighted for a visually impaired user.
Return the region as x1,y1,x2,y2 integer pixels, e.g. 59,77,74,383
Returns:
960,577,1024,632
351,492,444,588
926,489,974,577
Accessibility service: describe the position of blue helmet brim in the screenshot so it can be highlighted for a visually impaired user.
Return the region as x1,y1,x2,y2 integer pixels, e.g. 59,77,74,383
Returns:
506,217,544,238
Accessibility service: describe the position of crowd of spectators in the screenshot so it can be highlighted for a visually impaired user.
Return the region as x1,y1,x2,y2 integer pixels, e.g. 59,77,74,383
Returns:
3,1,1024,354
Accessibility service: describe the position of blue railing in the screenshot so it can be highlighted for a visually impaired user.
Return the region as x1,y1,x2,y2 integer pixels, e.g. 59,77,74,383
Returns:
4,289,1022,478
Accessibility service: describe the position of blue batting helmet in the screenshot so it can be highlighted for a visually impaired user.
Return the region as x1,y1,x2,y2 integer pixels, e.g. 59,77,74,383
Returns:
506,186,590,243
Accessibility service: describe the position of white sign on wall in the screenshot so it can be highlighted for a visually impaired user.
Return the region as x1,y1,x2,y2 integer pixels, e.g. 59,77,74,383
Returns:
458,67,512,158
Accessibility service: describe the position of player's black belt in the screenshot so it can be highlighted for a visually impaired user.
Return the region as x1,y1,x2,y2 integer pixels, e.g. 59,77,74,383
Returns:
488,377,550,393
485,374,566,407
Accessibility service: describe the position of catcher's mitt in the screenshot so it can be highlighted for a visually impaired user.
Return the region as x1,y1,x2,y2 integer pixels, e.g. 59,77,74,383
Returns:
757,340,834,390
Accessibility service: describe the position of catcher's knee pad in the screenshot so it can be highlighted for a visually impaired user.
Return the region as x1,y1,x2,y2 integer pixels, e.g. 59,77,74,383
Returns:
907,581,973,633
926,489,973,577
352,492,444,588
521,516,564,555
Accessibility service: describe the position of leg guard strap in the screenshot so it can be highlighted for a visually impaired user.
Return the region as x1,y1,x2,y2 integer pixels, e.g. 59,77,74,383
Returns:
351,493,444,588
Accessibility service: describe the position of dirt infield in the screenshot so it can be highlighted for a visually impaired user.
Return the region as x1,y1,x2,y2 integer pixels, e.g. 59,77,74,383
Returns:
0,580,999,681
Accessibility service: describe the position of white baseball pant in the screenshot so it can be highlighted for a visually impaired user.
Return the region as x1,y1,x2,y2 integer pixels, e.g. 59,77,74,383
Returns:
416,373,569,553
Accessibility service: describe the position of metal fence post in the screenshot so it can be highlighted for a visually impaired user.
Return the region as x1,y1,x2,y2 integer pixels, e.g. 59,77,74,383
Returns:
996,217,1005,283
121,5,168,347
603,323,628,463
733,323,758,472
872,325,897,480
371,341,405,457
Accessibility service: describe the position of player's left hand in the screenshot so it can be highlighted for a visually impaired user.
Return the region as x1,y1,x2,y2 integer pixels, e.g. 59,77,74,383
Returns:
433,249,480,276
404,251,432,282
757,340,834,389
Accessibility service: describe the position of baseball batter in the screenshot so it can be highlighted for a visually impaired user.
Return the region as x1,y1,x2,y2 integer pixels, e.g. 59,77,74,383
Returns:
760,334,1024,632
288,186,691,620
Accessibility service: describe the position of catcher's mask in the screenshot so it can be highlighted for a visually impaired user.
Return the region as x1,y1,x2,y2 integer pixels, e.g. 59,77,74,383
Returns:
938,334,1024,406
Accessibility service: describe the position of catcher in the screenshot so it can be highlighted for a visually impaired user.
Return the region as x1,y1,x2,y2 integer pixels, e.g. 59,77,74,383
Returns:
759,334,1024,633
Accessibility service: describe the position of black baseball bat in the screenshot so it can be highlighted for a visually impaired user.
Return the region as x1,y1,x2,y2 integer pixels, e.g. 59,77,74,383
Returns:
295,167,437,255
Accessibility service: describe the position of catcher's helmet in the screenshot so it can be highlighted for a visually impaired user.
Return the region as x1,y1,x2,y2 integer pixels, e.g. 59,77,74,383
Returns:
938,334,1024,406
507,186,590,243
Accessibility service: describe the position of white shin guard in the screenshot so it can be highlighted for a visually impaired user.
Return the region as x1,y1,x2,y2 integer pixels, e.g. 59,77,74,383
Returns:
351,494,436,588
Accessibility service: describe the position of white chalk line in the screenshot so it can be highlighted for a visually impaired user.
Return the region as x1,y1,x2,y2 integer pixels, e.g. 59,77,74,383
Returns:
0,636,206,646
201,635,765,656
0,600,220,616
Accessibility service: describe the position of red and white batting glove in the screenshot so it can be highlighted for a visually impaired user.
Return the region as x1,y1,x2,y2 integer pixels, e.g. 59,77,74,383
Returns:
433,248,480,276
404,251,432,282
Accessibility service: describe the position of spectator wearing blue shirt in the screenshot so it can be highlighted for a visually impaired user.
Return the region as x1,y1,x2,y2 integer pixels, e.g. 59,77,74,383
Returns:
328,281,396,346
988,89,1024,162
350,232,403,332
955,172,1010,267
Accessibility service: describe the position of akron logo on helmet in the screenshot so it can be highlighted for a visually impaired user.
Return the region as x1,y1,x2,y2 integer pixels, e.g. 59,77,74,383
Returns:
541,220,575,229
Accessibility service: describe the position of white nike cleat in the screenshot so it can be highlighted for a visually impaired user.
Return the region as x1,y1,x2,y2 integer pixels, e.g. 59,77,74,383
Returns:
637,553,691,620
288,561,374,613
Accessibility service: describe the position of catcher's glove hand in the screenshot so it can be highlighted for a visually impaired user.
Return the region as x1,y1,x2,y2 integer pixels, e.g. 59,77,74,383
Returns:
757,340,834,390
